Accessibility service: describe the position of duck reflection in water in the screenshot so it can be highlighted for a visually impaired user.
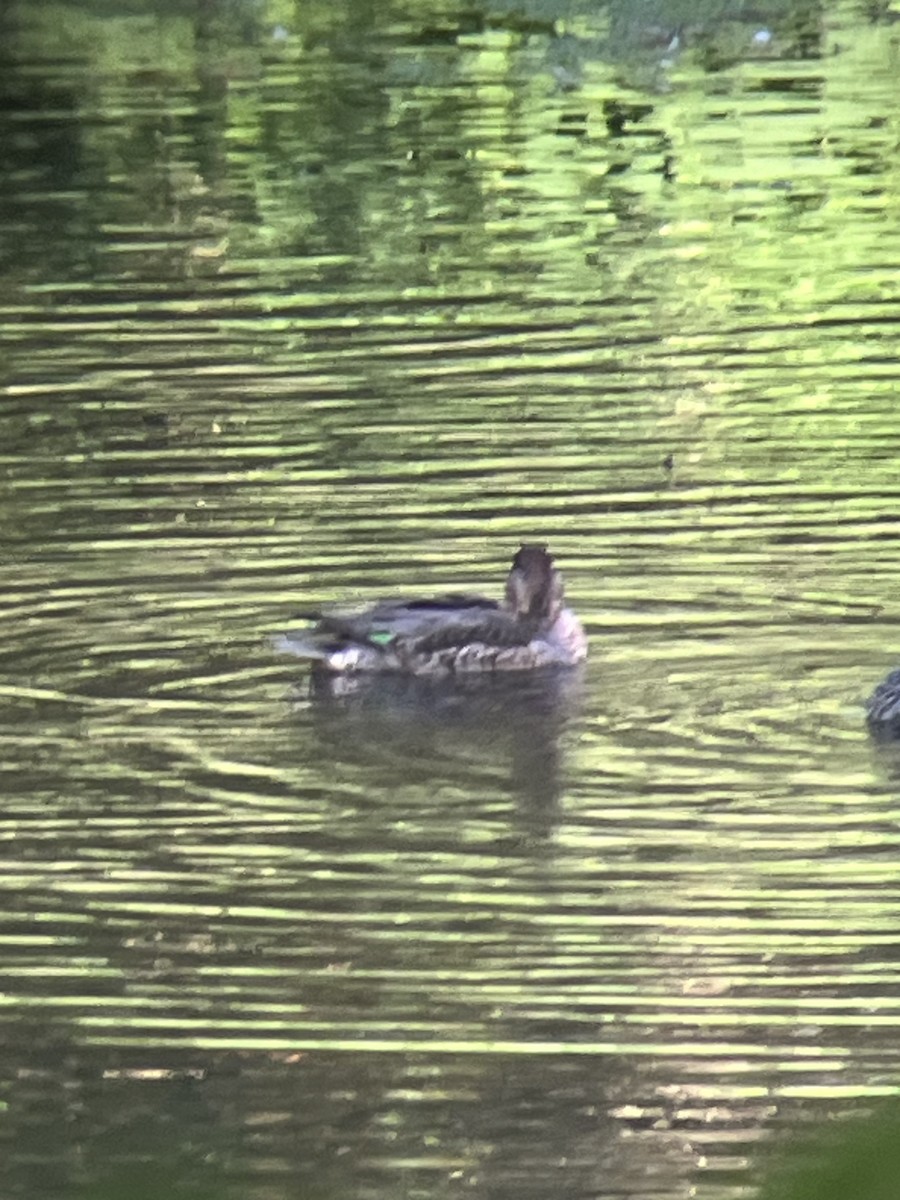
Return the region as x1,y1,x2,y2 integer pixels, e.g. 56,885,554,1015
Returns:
276,546,588,832
302,666,586,836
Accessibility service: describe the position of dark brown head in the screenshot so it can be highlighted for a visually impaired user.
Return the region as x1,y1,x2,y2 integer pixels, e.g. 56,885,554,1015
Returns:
503,544,564,626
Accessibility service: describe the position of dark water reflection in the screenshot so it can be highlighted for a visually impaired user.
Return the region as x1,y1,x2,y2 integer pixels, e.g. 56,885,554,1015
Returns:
2,1041,745,1200
3,0,900,1197
299,666,584,831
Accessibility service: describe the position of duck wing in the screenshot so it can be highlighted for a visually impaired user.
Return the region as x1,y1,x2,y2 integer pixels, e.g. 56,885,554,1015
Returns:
281,594,536,666
307,593,503,646
398,606,535,653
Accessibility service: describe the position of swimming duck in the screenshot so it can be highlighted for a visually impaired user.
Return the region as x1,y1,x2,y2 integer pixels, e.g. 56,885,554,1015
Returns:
276,544,587,674
866,668,900,734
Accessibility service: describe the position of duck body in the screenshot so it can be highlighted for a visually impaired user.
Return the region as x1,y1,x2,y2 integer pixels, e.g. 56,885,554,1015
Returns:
866,668,900,734
276,545,587,675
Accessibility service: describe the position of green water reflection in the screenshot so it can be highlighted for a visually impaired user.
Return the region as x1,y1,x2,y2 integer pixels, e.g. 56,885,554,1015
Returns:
2,1,900,1199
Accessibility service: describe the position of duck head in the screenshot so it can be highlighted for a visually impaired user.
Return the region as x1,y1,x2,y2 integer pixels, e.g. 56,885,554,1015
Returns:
503,544,565,627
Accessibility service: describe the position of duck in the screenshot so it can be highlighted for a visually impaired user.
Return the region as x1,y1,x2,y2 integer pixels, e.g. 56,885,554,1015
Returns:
866,668,900,734
275,544,587,675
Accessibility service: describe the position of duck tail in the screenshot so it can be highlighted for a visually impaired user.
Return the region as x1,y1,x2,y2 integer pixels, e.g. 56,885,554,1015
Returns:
272,632,333,661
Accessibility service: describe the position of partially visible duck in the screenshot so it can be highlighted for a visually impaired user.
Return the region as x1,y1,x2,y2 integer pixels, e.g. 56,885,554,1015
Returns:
276,544,587,675
866,668,900,734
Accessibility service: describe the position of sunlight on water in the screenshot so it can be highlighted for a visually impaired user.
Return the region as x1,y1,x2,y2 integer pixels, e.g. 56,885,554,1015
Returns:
2,0,900,1197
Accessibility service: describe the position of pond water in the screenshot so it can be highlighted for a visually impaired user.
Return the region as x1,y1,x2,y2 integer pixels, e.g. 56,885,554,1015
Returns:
2,1,900,1197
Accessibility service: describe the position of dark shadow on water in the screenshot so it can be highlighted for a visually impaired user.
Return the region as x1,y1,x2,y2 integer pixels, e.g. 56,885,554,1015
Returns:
0,1030,634,1200
291,666,587,837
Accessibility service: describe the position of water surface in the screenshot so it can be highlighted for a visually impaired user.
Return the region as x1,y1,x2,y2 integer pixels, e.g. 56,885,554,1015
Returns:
2,1,900,1197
